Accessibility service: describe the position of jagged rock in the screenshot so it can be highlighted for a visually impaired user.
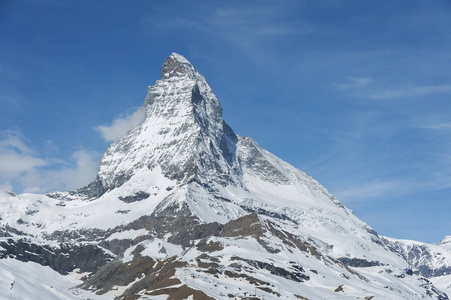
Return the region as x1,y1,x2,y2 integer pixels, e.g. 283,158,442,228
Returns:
119,191,151,203
337,257,384,268
0,239,112,275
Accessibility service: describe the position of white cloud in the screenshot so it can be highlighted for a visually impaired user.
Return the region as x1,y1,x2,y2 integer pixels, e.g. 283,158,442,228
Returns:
0,154,47,178
0,129,33,154
335,181,402,201
0,130,47,178
96,108,146,142
0,182,13,192
331,77,373,89
142,4,312,66
21,150,98,193
0,130,99,194
367,85,451,100
334,180,429,203
419,122,451,131
210,7,311,36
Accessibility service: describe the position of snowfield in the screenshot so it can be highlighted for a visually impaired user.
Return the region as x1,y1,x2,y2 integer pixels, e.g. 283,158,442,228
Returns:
0,259,107,300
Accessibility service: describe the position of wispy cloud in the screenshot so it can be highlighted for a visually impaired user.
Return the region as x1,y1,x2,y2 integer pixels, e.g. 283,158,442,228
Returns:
331,77,373,89
334,180,423,202
0,182,13,192
206,6,313,64
95,107,146,142
419,122,451,131
142,3,312,65
0,130,46,178
20,149,98,193
147,5,311,37
0,130,98,193
209,7,312,36
367,85,451,100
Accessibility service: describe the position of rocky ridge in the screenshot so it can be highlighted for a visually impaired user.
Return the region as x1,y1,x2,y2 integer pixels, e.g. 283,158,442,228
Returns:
0,53,450,299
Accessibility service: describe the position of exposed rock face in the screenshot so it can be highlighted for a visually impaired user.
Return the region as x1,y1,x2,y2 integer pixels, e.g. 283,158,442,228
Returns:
87,53,239,198
383,237,451,278
0,53,450,299
119,191,150,203
0,239,113,275
337,257,384,268
161,54,188,79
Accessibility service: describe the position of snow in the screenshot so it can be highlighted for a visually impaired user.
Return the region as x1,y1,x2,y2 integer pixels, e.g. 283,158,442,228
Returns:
441,235,451,245
122,238,183,262
173,234,429,300
0,166,177,236
430,274,451,297
102,274,145,299
384,236,451,272
0,259,107,300
106,229,148,241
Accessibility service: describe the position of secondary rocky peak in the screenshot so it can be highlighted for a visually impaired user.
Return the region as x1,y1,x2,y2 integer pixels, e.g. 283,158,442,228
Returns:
161,52,198,80
441,236,451,245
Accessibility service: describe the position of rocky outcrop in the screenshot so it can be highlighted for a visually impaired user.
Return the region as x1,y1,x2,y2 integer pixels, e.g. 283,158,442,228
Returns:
0,238,113,275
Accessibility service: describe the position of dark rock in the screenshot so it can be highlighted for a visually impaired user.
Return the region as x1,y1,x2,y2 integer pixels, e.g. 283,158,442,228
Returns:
231,256,309,283
223,270,270,286
196,239,224,252
119,191,151,203
257,286,280,296
334,285,344,292
240,205,298,224
0,238,113,275
337,257,383,268
161,55,188,80
99,238,135,255
72,176,107,199
43,228,109,243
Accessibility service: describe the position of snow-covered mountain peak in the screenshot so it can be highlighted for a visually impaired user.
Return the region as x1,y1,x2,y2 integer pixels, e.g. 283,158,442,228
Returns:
146,53,221,120
161,52,200,80
2,53,451,300
441,236,451,245
81,53,238,196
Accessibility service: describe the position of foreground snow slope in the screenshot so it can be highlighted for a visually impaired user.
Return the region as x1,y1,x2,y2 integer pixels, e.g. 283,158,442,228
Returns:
0,259,108,300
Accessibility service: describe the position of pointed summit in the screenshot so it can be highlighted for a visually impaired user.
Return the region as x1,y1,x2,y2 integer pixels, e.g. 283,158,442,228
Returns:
78,53,237,198
161,53,199,80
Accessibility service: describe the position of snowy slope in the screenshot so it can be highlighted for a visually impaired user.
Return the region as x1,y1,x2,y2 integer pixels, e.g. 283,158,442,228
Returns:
0,259,107,300
1,53,450,299
383,236,451,278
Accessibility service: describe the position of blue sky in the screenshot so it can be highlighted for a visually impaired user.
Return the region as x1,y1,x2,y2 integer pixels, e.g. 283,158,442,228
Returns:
1,0,451,243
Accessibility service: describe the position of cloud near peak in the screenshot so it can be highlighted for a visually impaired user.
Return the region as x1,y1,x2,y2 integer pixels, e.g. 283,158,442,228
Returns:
366,85,451,100
96,108,146,142
0,130,98,194
21,149,98,194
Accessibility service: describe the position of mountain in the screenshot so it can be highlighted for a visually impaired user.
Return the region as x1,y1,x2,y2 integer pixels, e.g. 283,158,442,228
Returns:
0,53,450,300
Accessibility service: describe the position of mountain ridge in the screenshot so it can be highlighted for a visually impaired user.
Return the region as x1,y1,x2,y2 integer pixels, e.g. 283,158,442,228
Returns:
0,53,450,299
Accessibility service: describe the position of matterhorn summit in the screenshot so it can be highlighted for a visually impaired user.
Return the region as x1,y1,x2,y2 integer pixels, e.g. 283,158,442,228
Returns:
1,53,450,299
